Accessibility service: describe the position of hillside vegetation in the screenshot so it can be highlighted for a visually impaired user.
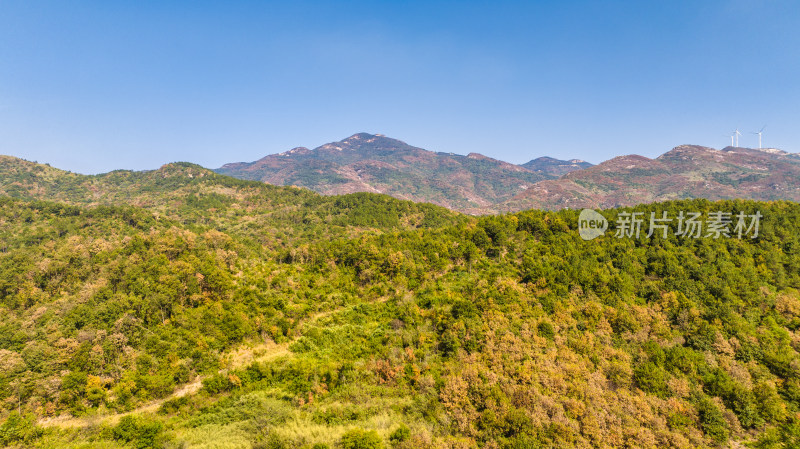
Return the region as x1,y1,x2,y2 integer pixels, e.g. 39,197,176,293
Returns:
1,156,799,448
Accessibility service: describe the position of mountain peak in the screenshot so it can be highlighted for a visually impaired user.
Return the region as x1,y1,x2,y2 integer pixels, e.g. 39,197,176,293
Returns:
530,156,560,163
720,146,789,156
345,132,376,140
656,145,721,162
658,144,797,164
501,142,800,212
155,162,214,178
521,156,594,177
342,132,404,144
276,147,311,157
215,134,561,213
313,133,412,153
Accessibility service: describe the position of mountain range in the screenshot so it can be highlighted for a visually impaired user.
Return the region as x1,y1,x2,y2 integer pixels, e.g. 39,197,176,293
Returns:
216,133,800,213
216,133,591,214
500,144,800,212
2,133,799,215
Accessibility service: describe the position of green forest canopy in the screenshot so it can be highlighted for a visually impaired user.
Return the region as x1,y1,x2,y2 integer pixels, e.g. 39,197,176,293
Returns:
0,158,799,448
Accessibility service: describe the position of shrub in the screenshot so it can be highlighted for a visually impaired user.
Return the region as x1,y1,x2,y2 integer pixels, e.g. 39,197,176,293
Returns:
339,428,384,449
113,415,165,449
696,397,730,443
0,412,42,446
389,424,410,444
202,373,233,394
312,405,365,425
504,435,541,449
633,362,669,397
537,322,555,340
158,395,190,415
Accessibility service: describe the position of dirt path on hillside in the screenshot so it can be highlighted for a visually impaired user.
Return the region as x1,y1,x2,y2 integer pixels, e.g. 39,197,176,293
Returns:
37,304,347,429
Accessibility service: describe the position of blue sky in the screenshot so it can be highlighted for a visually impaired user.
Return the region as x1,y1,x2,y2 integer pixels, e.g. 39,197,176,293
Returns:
1,0,799,174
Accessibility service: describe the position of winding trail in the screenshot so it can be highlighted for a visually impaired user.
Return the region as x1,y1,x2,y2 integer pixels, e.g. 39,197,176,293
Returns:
37,305,346,429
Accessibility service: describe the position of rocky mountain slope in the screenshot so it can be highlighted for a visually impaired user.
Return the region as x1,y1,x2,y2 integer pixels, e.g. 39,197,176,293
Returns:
218,135,800,214
6,137,800,217
216,133,579,214
499,145,800,211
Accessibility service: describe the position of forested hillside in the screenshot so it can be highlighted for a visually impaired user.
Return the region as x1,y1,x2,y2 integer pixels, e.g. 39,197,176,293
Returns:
1,157,800,448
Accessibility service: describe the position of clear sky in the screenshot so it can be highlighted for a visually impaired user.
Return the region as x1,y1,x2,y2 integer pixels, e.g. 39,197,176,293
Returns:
1,0,799,174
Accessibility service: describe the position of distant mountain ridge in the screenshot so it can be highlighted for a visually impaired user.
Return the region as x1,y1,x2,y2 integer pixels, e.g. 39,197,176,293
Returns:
520,156,593,176
4,134,799,214
216,133,590,214
500,144,800,211
0,155,463,240
217,133,800,213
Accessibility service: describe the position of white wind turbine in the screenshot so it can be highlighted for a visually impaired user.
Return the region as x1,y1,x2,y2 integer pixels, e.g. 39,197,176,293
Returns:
734,128,742,147
752,125,766,149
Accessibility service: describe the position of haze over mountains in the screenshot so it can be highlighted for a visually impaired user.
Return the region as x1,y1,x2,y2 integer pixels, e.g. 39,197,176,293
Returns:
216,133,800,213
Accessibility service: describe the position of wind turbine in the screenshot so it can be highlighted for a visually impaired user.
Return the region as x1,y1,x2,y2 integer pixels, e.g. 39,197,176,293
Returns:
734,128,742,147
752,125,766,149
